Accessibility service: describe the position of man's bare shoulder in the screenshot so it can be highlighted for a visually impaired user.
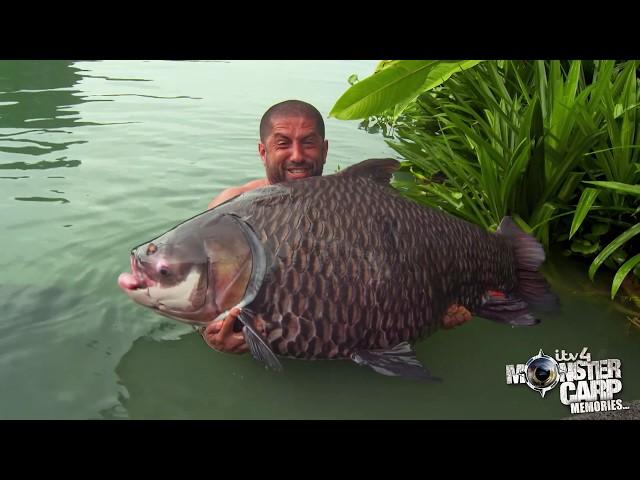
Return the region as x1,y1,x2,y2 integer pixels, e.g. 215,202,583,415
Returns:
242,178,270,190
208,178,270,209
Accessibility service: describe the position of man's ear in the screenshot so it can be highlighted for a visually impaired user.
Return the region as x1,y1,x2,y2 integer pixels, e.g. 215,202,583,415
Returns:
322,139,329,164
258,143,267,165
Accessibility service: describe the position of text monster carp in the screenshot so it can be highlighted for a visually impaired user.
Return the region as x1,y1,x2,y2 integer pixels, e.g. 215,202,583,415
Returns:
118,158,557,380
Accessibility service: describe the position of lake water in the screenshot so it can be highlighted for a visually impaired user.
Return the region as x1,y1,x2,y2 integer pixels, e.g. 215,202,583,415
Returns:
1,60,638,419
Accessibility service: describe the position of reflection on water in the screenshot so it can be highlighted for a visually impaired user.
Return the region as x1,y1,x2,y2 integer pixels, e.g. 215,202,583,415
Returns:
0,157,81,169
14,196,70,204
0,61,143,177
0,61,91,189
0,61,98,132
0,60,155,206
0,139,86,157
78,74,151,82
93,94,202,100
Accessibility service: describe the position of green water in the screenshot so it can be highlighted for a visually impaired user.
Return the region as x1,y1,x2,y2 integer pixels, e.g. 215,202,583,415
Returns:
1,60,638,419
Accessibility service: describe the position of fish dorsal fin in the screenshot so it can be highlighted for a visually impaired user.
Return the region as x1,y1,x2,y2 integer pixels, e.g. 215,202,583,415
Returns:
338,158,400,185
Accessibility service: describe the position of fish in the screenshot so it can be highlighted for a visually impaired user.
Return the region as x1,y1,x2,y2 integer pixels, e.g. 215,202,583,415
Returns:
118,158,557,381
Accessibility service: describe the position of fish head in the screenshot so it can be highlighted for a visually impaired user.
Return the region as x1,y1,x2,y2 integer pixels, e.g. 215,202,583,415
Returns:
118,226,210,321
118,213,254,325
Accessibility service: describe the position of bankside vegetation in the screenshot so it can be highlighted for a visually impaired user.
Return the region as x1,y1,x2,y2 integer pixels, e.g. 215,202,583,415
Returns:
331,60,640,316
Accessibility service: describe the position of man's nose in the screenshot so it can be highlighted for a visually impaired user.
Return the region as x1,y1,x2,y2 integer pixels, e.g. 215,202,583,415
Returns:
290,142,304,162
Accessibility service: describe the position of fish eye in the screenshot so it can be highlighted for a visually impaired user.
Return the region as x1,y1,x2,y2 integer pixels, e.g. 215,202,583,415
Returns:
158,266,170,276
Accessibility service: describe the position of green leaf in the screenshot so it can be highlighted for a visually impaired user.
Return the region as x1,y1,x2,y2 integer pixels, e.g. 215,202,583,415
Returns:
331,60,436,120
610,248,628,265
583,181,640,196
569,188,600,239
591,222,610,236
540,132,603,207
557,171,584,202
571,238,601,255
614,103,624,118
501,138,531,211
611,254,640,299
509,215,534,234
589,223,640,280
329,60,483,120
424,183,464,210
524,95,546,212
619,62,637,159
530,202,557,248
375,60,400,73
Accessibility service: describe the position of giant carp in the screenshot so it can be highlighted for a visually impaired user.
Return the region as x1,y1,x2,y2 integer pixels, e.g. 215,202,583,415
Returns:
118,158,556,380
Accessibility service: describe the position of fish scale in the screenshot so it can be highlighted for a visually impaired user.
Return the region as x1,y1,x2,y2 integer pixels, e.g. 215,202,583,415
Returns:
221,166,517,360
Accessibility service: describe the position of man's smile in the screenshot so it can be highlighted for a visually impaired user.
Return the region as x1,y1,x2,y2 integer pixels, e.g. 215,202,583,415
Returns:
285,166,312,179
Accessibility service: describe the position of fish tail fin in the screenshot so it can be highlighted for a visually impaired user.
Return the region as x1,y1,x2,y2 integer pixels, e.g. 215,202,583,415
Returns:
497,216,559,312
475,217,559,326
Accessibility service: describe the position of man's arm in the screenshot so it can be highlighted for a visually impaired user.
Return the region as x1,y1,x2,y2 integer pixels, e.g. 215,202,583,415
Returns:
208,187,245,210
207,178,270,210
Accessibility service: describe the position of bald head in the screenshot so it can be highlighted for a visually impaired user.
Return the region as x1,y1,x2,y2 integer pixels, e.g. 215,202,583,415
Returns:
260,100,325,142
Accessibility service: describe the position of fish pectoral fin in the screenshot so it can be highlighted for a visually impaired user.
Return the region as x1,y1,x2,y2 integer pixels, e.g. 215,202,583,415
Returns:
475,292,539,326
238,310,283,372
351,342,441,382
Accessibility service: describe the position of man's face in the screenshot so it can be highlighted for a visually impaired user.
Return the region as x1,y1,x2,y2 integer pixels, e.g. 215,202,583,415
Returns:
258,115,328,184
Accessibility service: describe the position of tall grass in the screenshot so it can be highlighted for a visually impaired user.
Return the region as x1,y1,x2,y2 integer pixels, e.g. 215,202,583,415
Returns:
334,60,640,299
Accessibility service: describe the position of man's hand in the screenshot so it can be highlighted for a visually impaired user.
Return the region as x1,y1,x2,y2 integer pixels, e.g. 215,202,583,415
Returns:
442,304,472,329
201,306,249,354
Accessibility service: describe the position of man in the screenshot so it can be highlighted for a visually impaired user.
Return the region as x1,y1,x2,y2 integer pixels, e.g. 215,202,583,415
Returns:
207,100,328,210
202,99,328,354
201,100,471,356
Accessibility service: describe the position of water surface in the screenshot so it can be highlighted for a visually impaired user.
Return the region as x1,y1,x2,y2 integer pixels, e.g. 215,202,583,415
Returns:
1,60,638,419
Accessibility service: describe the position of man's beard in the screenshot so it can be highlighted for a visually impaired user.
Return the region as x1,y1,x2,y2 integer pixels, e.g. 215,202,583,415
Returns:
265,158,323,184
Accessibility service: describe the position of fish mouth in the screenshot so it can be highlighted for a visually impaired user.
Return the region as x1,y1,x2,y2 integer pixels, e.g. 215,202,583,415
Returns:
117,254,156,291
118,255,204,321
